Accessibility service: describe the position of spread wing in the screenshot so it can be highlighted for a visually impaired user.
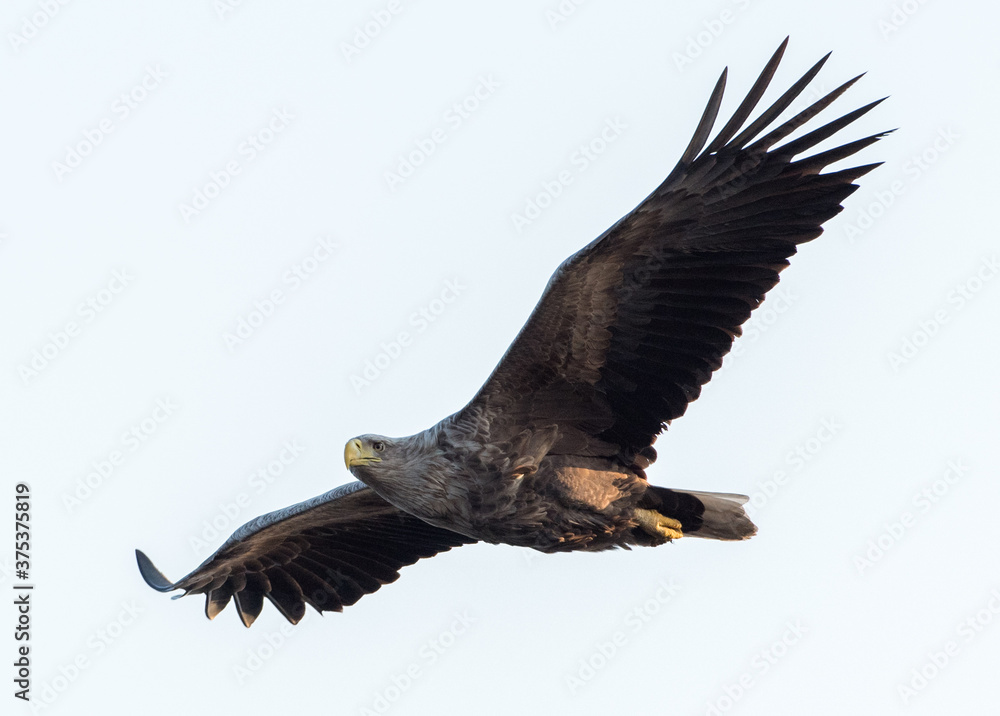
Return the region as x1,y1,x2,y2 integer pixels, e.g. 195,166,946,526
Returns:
455,38,889,469
136,481,475,626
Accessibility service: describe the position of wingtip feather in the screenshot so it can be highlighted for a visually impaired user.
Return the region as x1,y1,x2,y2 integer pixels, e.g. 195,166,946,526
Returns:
135,549,176,592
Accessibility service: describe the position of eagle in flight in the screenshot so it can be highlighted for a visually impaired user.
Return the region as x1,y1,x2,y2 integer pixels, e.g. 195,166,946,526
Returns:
137,38,888,627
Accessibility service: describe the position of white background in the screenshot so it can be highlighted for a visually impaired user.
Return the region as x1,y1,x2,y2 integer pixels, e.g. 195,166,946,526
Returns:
3,1,999,715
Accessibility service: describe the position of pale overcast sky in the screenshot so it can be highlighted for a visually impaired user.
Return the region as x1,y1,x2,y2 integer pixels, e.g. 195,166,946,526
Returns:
3,2,999,715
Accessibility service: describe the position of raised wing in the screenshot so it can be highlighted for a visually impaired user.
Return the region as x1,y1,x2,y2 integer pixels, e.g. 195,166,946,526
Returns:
136,481,475,626
455,38,889,470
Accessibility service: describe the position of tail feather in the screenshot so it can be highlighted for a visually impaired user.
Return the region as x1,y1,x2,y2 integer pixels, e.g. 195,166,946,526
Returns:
641,486,757,541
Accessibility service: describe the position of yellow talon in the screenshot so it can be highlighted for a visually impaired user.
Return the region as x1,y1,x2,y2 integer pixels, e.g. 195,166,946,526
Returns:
635,509,683,541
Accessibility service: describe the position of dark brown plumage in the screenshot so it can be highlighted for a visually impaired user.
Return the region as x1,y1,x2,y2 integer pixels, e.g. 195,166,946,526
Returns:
137,482,472,626
137,38,888,626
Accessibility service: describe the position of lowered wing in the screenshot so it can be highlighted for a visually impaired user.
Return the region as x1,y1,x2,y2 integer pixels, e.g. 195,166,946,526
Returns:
136,481,475,626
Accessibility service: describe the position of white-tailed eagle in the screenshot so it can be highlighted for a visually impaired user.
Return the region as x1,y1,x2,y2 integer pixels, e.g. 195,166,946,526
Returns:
137,39,888,627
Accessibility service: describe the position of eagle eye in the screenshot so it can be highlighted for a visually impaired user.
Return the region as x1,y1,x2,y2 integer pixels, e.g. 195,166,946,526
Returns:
372,440,385,452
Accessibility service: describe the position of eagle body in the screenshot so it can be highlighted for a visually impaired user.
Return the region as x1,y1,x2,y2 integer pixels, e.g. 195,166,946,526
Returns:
352,424,651,552
350,414,750,553
136,39,889,628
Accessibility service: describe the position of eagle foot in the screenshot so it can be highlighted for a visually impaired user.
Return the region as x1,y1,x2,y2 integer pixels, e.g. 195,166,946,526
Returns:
634,509,683,541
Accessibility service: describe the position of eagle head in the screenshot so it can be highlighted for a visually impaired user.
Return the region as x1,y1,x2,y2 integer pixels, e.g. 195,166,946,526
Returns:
344,435,389,474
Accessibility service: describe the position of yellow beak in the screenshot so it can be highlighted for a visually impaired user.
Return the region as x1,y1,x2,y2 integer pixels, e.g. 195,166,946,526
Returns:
344,438,380,468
